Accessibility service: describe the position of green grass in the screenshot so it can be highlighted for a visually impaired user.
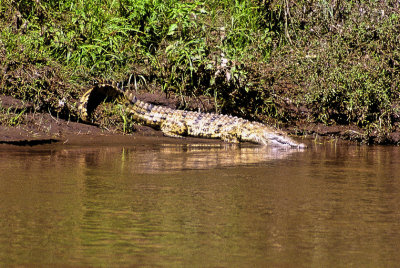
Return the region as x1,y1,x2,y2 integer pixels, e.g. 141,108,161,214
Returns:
0,101,26,127
267,1,400,142
1,0,272,116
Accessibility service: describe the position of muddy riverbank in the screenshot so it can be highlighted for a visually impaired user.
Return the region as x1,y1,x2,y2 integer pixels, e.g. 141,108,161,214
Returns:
0,93,224,146
1,92,400,147
2,1,400,147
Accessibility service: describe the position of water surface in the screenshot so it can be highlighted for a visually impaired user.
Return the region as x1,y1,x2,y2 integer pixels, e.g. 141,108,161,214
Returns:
1,139,399,267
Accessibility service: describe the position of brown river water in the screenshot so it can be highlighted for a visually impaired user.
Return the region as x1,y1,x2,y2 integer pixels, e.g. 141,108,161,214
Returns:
1,137,400,267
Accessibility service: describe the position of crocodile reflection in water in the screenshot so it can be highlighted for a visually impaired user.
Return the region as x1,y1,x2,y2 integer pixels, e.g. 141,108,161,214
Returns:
78,84,306,148
55,143,301,173
140,144,300,172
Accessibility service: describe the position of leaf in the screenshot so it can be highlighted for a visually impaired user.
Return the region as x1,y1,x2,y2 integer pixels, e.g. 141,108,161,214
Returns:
167,24,178,36
165,44,175,54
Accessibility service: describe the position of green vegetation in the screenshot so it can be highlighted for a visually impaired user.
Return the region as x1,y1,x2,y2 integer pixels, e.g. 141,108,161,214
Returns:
0,0,399,143
0,103,25,126
269,1,400,142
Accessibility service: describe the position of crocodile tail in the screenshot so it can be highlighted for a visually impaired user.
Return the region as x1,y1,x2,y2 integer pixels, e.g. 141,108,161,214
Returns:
123,93,171,127
78,83,165,126
78,84,123,121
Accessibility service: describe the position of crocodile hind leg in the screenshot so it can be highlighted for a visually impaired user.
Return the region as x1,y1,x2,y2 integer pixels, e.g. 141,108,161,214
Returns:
160,119,188,138
220,126,240,143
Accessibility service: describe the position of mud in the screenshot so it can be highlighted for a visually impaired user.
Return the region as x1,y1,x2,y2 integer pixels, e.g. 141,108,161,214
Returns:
1,92,399,147
0,93,228,146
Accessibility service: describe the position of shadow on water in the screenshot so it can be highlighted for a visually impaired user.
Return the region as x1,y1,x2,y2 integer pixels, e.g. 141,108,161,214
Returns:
0,141,400,266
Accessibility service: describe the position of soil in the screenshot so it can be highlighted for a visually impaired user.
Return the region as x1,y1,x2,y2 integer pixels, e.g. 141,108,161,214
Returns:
1,90,400,147
0,92,224,147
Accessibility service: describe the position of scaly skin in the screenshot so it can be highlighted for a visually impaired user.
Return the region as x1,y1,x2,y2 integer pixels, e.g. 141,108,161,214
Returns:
78,84,307,148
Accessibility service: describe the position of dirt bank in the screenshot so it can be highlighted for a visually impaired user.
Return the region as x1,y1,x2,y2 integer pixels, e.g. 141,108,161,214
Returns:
1,92,399,147
0,93,225,147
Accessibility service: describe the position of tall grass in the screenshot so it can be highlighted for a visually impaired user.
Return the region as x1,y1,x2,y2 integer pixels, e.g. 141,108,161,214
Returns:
263,0,400,141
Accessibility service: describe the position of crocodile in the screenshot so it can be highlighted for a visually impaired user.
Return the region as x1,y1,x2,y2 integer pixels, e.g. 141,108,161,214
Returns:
78,84,306,148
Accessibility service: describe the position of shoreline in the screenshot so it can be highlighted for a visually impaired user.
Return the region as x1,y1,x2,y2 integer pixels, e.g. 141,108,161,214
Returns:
1,94,399,147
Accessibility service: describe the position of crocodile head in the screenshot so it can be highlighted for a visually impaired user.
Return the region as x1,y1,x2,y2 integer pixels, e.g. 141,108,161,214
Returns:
239,122,307,148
